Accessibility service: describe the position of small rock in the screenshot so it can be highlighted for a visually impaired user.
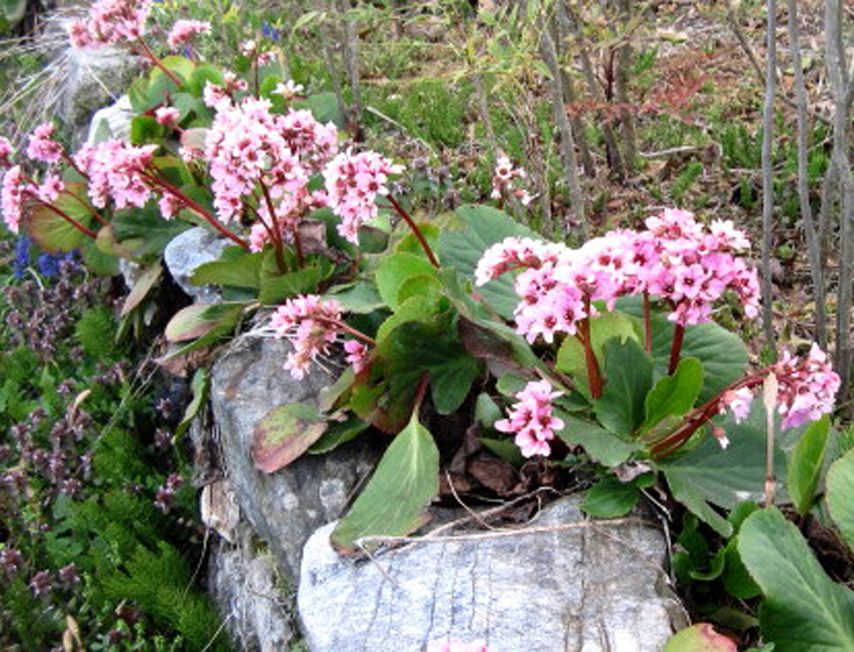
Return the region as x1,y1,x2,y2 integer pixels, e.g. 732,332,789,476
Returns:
208,525,296,652
210,335,378,578
61,45,140,147
86,95,135,144
163,227,229,303
298,496,684,652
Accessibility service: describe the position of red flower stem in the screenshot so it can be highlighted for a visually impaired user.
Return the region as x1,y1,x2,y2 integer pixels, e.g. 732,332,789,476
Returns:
61,153,90,181
643,291,652,353
134,39,184,88
386,193,439,268
141,171,250,250
257,179,292,273
36,200,97,238
66,190,109,226
579,297,603,399
669,323,685,375
650,373,768,459
315,317,376,346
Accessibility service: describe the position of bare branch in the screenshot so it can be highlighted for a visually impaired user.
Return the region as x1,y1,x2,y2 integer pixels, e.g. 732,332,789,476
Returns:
760,0,778,349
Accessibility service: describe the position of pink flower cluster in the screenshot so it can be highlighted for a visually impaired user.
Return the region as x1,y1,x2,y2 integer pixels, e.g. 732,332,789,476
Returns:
270,295,343,379
68,0,152,48
155,106,181,126
202,98,337,224
716,343,839,432
490,154,532,206
1,165,32,233
26,123,63,164
774,343,840,429
74,139,157,210
495,380,564,457
167,19,210,50
323,149,404,243
249,187,329,252
476,209,760,345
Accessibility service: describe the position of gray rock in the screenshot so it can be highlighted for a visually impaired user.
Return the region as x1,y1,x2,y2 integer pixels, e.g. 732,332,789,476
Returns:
298,496,683,652
210,335,378,579
86,95,135,145
163,227,229,303
62,45,140,147
209,524,296,652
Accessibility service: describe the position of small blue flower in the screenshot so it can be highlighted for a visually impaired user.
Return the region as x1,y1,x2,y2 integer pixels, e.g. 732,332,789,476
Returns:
38,253,60,278
13,236,32,279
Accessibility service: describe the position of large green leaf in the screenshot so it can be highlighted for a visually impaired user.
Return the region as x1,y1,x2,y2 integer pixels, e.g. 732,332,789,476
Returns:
739,508,854,651
112,205,190,257
593,339,654,437
556,413,640,467
641,357,703,434
618,296,748,403
325,282,385,314
252,402,329,473
27,184,96,253
375,252,438,310
658,404,787,537
258,263,324,304
581,475,646,518
382,321,482,415
331,409,439,552
556,312,640,397
439,204,539,319
827,449,854,551
788,416,831,516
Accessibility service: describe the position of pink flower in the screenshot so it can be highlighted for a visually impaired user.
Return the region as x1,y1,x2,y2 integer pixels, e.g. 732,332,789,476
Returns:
272,80,304,101
270,295,343,379
158,193,184,220
344,340,369,373
491,154,531,206
26,123,63,164
37,174,64,203
0,136,14,169
76,139,156,210
719,387,754,424
68,0,152,48
495,380,564,458
773,343,840,429
167,19,210,50
155,106,181,126
323,149,403,243
2,165,32,233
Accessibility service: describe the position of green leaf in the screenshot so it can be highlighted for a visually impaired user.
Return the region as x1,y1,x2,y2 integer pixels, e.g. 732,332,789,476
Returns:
375,252,438,310
439,204,539,318
827,448,854,550
112,205,190,257
299,91,345,127
252,402,328,473
556,413,641,467
259,263,324,304
308,416,368,454
641,357,703,434
479,437,524,466
618,296,748,403
27,184,95,252
738,508,854,651
154,55,196,82
722,537,761,599
788,416,831,516
658,403,787,537
663,624,737,652
191,249,263,289
175,368,210,438
581,475,641,518
331,409,439,552
325,282,385,314
376,294,441,344
475,393,502,429
556,312,640,397
189,64,223,96
594,339,654,437
164,302,245,342
130,116,165,145
81,240,120,276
